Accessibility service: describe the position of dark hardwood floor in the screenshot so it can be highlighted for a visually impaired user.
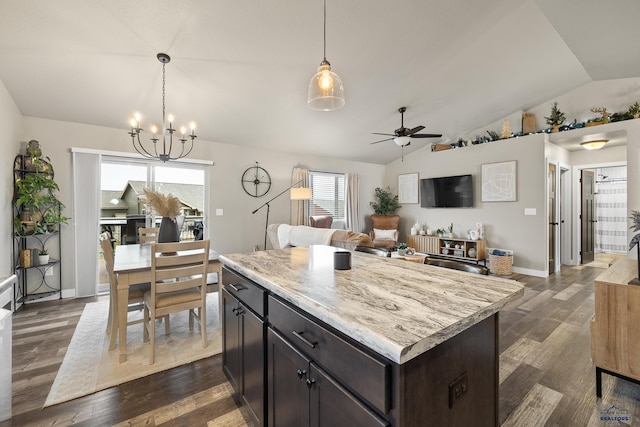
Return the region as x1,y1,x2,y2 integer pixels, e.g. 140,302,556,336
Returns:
2,261,637,426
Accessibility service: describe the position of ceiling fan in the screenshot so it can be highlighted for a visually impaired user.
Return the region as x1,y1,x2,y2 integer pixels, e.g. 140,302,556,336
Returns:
371,106,442,147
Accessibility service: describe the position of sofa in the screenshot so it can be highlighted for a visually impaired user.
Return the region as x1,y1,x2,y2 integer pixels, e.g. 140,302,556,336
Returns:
267,224,374,251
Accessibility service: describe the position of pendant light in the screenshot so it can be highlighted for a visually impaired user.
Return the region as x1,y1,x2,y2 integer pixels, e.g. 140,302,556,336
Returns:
307,0,345,111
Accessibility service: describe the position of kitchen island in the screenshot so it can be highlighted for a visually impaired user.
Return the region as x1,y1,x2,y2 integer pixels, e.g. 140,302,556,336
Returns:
220,245,523,426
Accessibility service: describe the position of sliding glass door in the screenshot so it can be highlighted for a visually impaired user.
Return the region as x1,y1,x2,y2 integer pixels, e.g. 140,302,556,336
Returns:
97,157,208,293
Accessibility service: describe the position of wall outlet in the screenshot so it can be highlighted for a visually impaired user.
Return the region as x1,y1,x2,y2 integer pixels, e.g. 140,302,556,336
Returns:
216,208,224,216
448,371,468,408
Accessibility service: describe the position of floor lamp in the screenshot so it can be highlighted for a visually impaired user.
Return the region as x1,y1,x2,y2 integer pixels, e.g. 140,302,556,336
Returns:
252,180,312,250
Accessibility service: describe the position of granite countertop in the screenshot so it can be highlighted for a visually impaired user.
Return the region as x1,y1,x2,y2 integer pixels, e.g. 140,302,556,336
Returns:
220,245,524,364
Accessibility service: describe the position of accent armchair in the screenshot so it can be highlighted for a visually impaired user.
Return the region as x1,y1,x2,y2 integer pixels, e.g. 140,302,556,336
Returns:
369,214,400,250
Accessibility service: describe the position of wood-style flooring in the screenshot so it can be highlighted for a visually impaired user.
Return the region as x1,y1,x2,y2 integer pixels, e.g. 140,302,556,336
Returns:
2,259,638,426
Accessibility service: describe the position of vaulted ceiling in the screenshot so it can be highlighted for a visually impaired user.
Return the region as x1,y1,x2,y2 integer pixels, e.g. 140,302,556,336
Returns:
0,0,637,164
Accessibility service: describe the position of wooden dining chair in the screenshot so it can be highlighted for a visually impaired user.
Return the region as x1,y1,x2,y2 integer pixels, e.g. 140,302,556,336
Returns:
143,239,210,364
138,227,160,244
101,238,163,351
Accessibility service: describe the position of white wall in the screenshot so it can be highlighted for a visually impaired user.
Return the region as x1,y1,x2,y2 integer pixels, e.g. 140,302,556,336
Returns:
21,117,385,294
0,79,22,275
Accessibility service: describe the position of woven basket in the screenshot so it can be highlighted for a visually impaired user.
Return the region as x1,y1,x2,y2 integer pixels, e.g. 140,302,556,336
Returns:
488,254,513,275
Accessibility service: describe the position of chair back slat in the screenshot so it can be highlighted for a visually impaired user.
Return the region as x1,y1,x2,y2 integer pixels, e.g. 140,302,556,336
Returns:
150,240,210,297
139,227,160,244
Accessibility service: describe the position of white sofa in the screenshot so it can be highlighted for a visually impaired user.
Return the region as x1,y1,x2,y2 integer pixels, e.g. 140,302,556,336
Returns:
267,224,374,251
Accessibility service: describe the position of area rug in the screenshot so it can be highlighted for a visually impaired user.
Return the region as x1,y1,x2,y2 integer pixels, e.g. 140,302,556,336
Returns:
45,293,222,407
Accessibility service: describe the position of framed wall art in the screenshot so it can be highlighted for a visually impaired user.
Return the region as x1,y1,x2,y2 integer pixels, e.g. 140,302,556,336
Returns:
481,161,517,202
398,172,419,204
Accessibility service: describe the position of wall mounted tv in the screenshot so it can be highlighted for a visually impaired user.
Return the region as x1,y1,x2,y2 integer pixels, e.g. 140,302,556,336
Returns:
420,174,473,208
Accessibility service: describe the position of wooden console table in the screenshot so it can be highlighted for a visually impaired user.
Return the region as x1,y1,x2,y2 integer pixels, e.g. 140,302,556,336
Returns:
591,258,640,396
408,235,486,264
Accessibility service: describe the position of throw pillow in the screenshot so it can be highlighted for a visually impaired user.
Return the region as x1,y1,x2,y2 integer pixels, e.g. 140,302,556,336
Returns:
373,228,396,240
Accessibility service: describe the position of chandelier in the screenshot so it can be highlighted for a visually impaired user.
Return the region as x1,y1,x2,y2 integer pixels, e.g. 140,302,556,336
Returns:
307,0,345,111
128,53,197,162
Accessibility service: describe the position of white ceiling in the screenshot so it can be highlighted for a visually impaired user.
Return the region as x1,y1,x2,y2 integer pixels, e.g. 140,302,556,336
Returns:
0,0,637,165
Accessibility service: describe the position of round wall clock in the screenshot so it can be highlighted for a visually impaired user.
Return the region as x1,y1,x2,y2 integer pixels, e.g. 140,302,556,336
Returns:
241,162,272,197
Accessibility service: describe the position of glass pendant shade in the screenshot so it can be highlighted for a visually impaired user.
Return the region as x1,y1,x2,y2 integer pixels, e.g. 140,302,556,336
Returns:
308,61,345,111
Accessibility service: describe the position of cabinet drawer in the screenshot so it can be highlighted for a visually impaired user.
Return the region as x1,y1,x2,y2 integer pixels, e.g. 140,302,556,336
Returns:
222,267,266,318
268,295,390,414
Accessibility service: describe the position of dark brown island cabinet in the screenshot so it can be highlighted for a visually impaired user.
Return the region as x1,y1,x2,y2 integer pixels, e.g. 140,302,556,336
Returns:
221,253,520,427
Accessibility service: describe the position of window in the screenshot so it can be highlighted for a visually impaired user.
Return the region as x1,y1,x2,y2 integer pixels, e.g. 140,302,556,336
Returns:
309,171,345,220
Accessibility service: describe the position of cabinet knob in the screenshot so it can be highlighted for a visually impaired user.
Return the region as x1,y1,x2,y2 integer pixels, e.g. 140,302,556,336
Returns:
296,369,306,379
305,378,316,388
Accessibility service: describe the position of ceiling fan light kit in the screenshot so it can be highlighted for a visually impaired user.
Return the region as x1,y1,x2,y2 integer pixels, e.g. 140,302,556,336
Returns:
307,0,345,111
128,53,197,162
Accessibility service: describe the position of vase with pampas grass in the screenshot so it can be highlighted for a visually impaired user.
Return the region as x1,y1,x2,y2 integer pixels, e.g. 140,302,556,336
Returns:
142,188,182,243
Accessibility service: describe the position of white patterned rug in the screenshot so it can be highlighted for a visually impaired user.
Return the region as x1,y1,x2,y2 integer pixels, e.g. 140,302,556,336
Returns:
45,293,222,407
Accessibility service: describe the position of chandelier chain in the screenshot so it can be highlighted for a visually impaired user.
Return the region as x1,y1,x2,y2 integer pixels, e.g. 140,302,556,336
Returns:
162,62,166,125
323,0,326,61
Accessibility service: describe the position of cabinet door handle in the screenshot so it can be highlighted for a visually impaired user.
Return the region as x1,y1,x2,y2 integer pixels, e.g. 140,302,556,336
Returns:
228,283,246,292
306,378,316,389
296,369,307,379
235,308,244,316
292,330,317,349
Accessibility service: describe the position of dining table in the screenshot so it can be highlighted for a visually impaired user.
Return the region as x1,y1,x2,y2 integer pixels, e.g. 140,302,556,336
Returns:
113,243,221,362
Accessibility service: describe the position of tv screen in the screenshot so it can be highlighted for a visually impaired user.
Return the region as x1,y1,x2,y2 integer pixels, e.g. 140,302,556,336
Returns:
420,174,473,208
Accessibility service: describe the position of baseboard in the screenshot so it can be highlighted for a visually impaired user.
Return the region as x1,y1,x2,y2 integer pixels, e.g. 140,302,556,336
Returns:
61,288,76,299
511,266,547,278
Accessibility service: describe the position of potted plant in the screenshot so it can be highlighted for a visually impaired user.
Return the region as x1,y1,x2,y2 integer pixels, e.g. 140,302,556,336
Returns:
448,222,454,238
545,102,566,133
629,102,640,119
14,151,68,236
370,187,401,215
38,248,49,265
397,242,408,256
436,228,446,237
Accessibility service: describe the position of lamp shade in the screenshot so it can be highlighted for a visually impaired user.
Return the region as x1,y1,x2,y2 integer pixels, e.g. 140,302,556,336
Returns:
308,62,345,111
581,139,608,150
290,187,313,200
394,136,411,147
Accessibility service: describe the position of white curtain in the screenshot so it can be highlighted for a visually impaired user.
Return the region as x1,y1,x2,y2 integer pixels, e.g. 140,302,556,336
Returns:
346,173,361,232
290,167,309,226
595,166,627,254
72,151,101,297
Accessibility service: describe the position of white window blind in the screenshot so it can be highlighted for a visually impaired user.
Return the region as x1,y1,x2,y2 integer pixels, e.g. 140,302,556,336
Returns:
309,171,345,220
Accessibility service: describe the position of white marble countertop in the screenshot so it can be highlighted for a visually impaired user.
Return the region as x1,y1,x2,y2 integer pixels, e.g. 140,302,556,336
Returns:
220,245,524,364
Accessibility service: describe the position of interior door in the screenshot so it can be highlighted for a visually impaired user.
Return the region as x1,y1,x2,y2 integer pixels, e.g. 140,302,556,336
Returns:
548,164,557,272
581,170,596,264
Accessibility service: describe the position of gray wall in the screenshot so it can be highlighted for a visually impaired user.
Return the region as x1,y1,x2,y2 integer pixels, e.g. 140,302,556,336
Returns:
385,135,547,274
0,79,23,275
20,116,385,294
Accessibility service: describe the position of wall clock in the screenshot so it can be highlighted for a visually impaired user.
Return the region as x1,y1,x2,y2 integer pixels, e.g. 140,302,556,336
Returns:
241,162,272,197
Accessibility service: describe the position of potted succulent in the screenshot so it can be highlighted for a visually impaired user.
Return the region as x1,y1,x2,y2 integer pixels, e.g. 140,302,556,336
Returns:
38,248,49,265
448,222,454,238
397,242,408,256
544,102,566,133
14,150,68,236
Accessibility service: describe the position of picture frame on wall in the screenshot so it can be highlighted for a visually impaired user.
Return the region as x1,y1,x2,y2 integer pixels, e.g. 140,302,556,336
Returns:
398,172,419,204
481,161,517,202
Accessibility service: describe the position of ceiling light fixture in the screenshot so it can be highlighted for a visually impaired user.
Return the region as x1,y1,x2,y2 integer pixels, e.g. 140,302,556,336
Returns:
128,53,197,162
394,136,411,147
581,139,608,150
307,0,345,111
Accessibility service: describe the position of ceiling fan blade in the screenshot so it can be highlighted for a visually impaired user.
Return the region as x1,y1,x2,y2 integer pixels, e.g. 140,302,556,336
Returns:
372,132,394,136
407,125,425,135
370,137,393,144
411,133,442,138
